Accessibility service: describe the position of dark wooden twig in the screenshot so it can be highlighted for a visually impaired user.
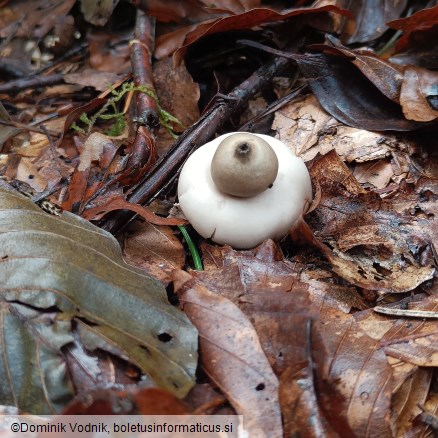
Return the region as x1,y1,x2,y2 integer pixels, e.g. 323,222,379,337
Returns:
0,73,64,94
101,54,294,234
0,41,88,94
0,119,60,137
239,83,306,132
125,10,159,175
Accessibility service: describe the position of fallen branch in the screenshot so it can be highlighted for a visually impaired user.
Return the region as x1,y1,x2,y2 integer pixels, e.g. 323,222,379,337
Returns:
123,10,159,181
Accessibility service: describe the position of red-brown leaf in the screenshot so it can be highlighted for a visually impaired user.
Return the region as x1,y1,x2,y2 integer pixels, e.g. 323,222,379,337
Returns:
82,195,186,225
388,5,438,51
155,6,351,60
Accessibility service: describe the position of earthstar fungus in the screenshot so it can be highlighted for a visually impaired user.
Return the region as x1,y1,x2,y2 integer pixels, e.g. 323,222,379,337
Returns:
177,132,312,249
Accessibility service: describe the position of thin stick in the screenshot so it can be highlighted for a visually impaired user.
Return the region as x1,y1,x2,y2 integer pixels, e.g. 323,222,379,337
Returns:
0,73,64,94
125,10,158,175
0,119,60,137
373,306,438,319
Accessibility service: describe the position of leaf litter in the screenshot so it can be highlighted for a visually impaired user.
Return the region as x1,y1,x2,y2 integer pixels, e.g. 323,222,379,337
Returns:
0,0,437,436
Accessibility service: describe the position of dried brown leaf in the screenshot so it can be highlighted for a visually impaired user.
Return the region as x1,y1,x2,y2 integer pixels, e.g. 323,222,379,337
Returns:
280,365,340,438
154,58,200,155
353,159,394,190
307,151,436,293
192,240,368,436
391,368,432,437
155,5,350,60
123,221,185,285
381,299,438,368
135,0,220,23
64,69,125,92
0,0,76,39
318,309,394,436
174,270,283,438
61,132,122,213
272,94,414,164
197,240,366,314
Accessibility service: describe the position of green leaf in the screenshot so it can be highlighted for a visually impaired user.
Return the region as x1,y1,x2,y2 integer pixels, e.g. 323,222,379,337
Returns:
0,186,197,414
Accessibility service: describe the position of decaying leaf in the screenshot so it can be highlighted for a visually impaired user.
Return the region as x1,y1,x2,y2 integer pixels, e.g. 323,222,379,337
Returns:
272,94,418,165
0,0,76,39
307,151,436,293
61,132,124,213
0,184,197,413
196,240,366,314
190,241,368,435
173,269,283,438
381,295,438,368
184,238,437,435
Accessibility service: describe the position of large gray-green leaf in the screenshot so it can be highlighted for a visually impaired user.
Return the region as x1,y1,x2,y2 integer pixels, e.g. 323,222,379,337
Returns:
0,184,197,414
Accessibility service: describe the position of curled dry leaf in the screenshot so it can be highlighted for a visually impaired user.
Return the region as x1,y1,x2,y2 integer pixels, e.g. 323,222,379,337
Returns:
388,4,438,51
0,184,197,413
155,5,350,60
272,94,416,164
61,132,124,213
400,66,438,122
173,269,283,438
309,39,404,102
135,0,220,24
82,195,186,225
292,53,421,131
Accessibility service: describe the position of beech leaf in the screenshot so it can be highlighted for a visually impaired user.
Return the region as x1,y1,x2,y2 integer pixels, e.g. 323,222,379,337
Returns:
0,185,198,414
174,270,283,438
